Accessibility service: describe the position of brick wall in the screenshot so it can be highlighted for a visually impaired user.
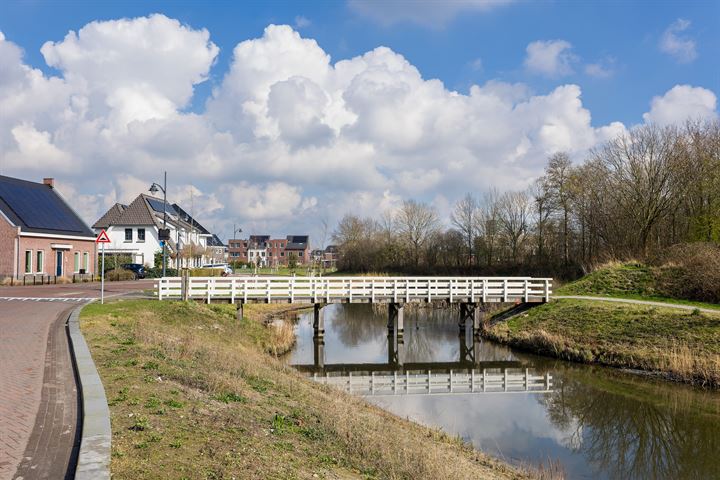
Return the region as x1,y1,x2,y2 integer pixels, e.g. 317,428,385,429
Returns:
0,216,19,278
16,236,96,278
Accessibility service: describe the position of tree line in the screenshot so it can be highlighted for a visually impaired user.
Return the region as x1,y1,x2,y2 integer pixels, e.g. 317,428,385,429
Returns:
332,120,720,278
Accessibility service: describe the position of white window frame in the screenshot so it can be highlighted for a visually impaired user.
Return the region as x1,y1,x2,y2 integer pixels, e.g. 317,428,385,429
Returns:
25,250,32,274
36,250,44,273
83,252,89,272
74,252,80,273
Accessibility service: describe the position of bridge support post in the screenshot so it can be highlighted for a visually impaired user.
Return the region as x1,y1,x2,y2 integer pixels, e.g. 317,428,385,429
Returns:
388,303,404,337
236,301,244,321
313,335,325,369
313,303,324,338
460,302,482,337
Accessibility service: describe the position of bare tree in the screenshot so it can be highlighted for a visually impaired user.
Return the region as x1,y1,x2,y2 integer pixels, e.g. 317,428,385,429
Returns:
395,200,440,268
498,190,531,264
477,189,502,267
450,193,480,266
545,152,573,265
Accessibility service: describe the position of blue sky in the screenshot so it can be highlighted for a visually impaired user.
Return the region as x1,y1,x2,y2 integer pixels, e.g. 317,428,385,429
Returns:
5,1,718,125
0,1,718,241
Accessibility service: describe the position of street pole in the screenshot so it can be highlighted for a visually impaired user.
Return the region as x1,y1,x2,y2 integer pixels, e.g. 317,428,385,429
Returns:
162,171,167,277
101,242,105,305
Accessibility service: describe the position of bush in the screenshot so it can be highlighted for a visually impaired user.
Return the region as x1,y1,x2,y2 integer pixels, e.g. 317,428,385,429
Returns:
105,268,136,281
651,242,720,303
188,268,225,277
145,267,178,278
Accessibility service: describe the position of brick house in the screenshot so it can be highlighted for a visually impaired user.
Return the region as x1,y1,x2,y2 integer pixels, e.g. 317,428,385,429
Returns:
0,175,96,280
228,235,310,267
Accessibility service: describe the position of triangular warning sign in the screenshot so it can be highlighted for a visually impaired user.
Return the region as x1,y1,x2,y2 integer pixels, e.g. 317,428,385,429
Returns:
96,229,111,243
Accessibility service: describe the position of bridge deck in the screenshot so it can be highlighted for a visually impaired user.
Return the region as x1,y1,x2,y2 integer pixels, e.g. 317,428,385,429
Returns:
156,276,552,304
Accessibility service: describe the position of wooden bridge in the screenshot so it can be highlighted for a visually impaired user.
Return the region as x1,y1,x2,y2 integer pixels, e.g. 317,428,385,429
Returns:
156,275,552,337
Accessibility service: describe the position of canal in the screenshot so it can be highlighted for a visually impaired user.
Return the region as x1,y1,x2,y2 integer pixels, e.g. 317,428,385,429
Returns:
288,303,720,479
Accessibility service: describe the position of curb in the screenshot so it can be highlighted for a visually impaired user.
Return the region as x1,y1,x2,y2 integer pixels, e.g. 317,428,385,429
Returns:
67,302,111,479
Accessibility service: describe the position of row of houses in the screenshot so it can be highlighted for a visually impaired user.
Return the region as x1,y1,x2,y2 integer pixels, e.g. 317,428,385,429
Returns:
0,174,332,279
92,193,226,269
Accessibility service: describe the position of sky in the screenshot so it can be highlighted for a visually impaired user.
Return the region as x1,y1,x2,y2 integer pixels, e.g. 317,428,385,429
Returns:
1,0,718,245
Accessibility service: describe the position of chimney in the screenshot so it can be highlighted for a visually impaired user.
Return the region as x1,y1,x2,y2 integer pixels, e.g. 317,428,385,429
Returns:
43,178,55,188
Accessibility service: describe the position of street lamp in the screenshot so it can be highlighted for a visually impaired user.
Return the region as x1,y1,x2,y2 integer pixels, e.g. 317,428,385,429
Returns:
149,171,168,277
231,224,242,267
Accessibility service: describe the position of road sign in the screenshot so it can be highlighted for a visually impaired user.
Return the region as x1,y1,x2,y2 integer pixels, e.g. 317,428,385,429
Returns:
96,229,111,243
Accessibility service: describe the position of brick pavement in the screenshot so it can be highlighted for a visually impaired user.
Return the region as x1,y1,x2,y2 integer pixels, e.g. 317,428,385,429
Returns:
0,279,149,479
0,302,74,479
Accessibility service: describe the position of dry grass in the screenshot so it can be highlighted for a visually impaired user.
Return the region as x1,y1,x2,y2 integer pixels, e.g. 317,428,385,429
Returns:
82,300,527,479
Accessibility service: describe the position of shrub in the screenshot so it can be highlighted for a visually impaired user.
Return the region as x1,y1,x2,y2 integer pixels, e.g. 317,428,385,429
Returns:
106,268,136,281
651,243,720,303
145,267,178,278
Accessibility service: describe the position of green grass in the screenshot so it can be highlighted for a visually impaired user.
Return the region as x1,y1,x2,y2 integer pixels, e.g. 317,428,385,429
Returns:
486,299,720,387
81,300,522,480
556,262,720,310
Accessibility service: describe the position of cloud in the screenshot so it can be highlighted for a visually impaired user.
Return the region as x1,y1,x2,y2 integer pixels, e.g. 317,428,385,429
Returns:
347,0,515,27
294,15,311,28
643,85,717,126
0,20,715,244
524,40,576,77
469,58,483,72
659,18,697,63
584,57,615,78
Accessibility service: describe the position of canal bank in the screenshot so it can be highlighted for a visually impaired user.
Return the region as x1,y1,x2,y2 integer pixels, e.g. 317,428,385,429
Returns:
483,298,720,388
289,303,720,479
80,300,526,479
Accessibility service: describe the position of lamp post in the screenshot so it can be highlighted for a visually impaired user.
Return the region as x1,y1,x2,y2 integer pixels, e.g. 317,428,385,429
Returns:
149,172,168,277
232,225,242,269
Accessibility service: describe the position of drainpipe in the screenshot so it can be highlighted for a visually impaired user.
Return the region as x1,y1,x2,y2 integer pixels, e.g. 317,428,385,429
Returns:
14,232,20,279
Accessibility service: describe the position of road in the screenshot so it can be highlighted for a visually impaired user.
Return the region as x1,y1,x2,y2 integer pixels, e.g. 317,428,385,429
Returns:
0,279,151,480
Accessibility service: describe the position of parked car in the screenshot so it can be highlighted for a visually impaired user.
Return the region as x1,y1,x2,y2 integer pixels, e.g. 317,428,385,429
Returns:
202,263,233,276
120,263,146,279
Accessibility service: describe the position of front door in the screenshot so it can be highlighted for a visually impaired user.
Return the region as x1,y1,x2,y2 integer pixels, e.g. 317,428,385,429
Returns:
56,250,63,276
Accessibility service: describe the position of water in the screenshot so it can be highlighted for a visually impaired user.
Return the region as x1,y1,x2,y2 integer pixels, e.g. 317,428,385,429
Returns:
289,304,720,479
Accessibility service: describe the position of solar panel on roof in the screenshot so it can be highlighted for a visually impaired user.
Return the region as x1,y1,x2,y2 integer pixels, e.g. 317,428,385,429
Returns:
146,197,177,216
0,181,89,233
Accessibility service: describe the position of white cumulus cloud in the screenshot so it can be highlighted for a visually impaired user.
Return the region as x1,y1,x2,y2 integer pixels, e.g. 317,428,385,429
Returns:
0,19,716,244
643,85,717,126
524,40,576,77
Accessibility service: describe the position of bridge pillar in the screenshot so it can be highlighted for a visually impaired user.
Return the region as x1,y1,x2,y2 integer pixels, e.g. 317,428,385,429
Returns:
388,303,404,337
313,335,325,369
387,331,405,367
313,303,324,338
460,302,482,337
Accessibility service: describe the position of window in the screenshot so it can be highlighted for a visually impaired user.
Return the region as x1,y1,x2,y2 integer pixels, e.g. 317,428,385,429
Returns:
125,228,132,241
74,252,80,272
83,252,89,272
137,228,145,242
280,252,284,257
36,251,44,273
25,250,32,274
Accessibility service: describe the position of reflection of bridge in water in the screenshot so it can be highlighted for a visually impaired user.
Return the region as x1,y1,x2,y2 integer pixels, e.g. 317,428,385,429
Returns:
294,333,553,396
305,366,553,396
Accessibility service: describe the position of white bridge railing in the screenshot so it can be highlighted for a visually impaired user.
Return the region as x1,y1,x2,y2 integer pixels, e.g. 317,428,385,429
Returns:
156,276,552,304
312,368,553,396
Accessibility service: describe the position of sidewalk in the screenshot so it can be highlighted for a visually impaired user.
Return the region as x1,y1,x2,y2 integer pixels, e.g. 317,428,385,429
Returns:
0,302,77,480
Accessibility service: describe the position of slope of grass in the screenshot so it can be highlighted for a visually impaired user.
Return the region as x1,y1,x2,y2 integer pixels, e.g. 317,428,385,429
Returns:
556,262,720,310
81,300,525,480
485,299,720,388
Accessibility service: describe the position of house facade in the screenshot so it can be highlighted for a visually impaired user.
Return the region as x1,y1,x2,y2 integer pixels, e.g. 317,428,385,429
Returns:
93,194,216,268
0,176,96,279
228,235,310,267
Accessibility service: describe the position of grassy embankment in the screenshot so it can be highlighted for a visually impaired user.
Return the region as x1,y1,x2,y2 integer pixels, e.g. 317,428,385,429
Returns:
485,263,720,388
556,262,720,311
81,300,527,480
